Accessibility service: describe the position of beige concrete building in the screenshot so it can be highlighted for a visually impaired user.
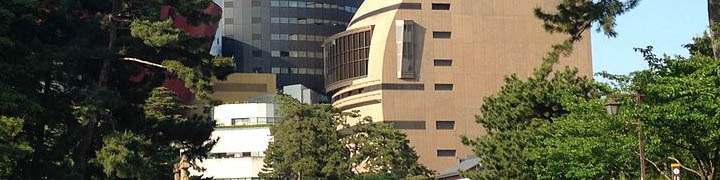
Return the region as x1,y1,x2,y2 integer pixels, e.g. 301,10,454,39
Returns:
211,73,277,103
323,0,592,172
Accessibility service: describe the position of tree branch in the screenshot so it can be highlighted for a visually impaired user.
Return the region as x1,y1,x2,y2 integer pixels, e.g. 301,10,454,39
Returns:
122,57,166,69
632,151,670,180
667,156,703,177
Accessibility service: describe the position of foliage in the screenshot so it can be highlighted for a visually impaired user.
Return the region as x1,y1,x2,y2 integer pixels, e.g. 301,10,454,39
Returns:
631,42,720,180
534,0,640,41
0,116,32,178
0,0,229,179
261,95,431,180
94,131,154,179
527,98,638,179
343,118,433,178
461,60,605,179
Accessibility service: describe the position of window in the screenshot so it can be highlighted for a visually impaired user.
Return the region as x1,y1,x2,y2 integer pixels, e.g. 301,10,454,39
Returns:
434,59,452,66
399,3,422,9
225,18,234,24
250,1,260,7
227,1,235,7
436,121,455,130
435,84,454,91
251,17,261,24
432,3,451,10
437,149,456,157
271,67,281,73
242,152,251,157
324,27,372,84
280,51,290,57
231,118,250,125
386,121,426,130
252,50,262,57
271,51,280,57
251,34,262,40
433,31,452,39
270,1,279,7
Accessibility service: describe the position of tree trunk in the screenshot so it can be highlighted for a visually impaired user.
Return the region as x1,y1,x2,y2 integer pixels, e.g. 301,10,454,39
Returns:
709,0,720,59
76,0,118,179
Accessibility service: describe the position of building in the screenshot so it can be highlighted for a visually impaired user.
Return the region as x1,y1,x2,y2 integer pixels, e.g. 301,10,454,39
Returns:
191,103,277,180
323,0,592,172
221,0,364,91
211,73,278,103
191,83,326,179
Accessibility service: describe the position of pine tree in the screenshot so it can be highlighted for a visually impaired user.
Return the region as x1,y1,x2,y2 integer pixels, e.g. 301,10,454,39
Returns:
0,0,231,179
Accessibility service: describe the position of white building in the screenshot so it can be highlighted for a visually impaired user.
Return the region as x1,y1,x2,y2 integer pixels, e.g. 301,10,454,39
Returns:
192,103,278,180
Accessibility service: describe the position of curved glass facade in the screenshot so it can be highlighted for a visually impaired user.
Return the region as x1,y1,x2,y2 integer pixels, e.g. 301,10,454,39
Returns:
323,26,373,86
222,0,363,91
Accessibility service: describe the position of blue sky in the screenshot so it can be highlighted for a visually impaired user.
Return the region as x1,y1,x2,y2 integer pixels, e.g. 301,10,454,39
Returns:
591,0,709,77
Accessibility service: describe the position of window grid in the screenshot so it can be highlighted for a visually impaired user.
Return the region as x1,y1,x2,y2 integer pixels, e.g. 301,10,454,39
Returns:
325,29,372,84
270,17,349,26
269,1,358,13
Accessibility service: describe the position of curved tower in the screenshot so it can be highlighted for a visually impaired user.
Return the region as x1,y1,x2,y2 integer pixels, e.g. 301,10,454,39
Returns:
324,0,593,172
222,0,363,91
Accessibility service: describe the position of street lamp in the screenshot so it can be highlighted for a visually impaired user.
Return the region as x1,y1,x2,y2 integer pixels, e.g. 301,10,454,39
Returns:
604,92,645,180
604,98,620,116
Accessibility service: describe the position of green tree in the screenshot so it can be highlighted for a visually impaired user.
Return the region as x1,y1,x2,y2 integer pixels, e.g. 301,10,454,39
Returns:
526,96,639,179
460,63,604,179
630,42,720,180
261,95,431,180
343,118,433,179
260,95,350,179
0,0,231,179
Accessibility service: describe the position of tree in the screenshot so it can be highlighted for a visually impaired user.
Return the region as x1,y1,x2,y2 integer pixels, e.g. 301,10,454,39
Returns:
260,95,350,179
460,62,604,179
0,0,231,179
261,95,431,180
343,118,433,179
630,39,720,180
526,96,640,179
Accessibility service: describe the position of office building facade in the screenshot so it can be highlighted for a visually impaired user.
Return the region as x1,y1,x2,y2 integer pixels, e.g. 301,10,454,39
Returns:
324,0,592,172
222,0,364,91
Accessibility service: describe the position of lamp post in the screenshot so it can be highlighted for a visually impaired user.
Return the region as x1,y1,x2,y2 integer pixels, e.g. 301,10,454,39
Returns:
604,92,645,180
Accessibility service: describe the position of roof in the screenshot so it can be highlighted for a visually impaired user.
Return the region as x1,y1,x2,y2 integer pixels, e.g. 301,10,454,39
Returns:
436,156,480,179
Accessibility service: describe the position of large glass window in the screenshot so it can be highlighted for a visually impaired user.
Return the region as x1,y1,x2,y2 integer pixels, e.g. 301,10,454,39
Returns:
324,27,373,85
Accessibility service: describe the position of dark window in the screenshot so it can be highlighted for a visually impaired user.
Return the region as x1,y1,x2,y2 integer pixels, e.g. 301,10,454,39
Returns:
226,1,234,7
434,59,453,66
437,149,456,157
432,3,451,10
252,34,262,40
252,50,262,57
399,3,422,9
436,121,455,130
280,51,290,57
225,18,234,24
435,84,454,91
324,28,373,85
251,0,261,7
433,31,451,39
252,17,261,24
242,152,251,157
386,121,426,130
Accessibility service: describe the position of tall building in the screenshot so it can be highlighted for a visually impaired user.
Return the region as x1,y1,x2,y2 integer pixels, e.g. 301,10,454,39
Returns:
221,0,364,91
324,0,592,172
